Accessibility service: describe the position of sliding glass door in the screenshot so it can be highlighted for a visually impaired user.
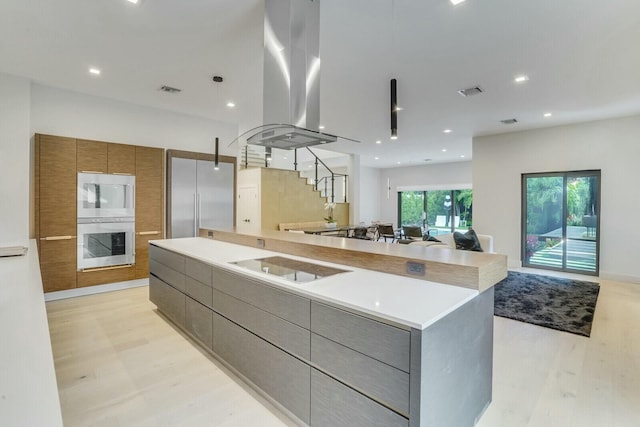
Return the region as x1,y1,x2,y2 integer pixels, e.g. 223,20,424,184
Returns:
398,189,473,236
522,171,600,275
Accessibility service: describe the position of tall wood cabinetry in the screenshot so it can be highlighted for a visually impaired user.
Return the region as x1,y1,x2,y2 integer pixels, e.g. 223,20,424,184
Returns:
35,134,164,292
134,146,164,279
35,134,78,293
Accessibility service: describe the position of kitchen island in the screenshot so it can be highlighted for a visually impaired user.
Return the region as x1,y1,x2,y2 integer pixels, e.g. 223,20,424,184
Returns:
149,235,506,427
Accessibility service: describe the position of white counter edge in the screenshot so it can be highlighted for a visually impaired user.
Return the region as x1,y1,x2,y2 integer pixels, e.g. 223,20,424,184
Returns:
0,239,63,426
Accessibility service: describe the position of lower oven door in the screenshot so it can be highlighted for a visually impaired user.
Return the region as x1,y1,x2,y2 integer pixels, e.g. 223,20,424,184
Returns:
77,221,135,270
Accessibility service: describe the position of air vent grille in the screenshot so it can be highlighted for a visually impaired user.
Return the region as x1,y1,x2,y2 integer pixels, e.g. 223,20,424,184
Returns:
500,118,518,124
160,85,181,94
457,86,483,97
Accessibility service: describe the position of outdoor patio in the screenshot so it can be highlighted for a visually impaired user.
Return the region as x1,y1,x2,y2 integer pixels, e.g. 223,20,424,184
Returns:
528,230,597,273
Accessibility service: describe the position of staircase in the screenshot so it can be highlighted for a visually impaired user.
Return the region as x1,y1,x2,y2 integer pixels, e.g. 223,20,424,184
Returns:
258,168,349,231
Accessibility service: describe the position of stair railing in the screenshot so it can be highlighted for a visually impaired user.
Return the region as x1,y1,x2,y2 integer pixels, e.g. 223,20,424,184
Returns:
305,147,347,203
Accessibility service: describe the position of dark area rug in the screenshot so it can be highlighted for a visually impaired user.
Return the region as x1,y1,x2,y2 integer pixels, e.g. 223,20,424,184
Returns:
494,271,600,337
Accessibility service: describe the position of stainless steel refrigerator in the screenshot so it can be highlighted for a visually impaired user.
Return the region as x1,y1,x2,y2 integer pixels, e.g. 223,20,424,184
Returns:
170,157,234,238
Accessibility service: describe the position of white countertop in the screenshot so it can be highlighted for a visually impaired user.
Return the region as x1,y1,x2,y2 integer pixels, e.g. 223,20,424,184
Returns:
151,237,479,330
0,240,63,426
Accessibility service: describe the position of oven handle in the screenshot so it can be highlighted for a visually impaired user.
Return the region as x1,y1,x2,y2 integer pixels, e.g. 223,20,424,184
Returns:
137,231,160,236
81,265,134,272
40,235,75,241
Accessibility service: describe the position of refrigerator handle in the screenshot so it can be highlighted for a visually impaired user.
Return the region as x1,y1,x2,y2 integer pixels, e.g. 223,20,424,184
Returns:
193,193,197,237
197,193,202,234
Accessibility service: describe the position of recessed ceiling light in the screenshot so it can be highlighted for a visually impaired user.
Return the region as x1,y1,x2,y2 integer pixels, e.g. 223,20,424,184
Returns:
460,155,465,158
374,157,379,160
375,140,381,144
283,156,287,160
89,67,101,75
441,148,447,152
397,161,401,164
544,112,552,117
443,129,452,134
126,0,139,3
514,75,529,83
318,125,325,130
226,101,236,108
308,165,312,168
450,0,466,4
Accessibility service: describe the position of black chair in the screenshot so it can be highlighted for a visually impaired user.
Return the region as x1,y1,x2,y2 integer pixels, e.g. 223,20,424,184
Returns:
402,225,423,240
377,224,396,242
352,226,369,239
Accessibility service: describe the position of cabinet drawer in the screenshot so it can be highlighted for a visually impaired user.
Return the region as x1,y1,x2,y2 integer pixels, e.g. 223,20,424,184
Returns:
213,313,310,424
311,302,410,372
149,259,185,292
149,275,185,328
310,369,408,427
311,333,409,415
186,296,213,350
185,276,213,308
185,257,212,286
213,267,310,329
213,289,310,360
149,245,185,273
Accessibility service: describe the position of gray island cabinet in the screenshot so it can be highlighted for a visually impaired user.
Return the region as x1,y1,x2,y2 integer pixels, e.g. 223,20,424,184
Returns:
149,238,496,427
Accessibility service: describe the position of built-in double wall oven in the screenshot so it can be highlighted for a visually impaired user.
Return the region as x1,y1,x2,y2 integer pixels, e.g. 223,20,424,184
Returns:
77,173,135,270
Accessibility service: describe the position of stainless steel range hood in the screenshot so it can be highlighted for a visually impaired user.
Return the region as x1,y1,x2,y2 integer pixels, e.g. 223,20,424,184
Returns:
243,0,340,150
247,124,337,150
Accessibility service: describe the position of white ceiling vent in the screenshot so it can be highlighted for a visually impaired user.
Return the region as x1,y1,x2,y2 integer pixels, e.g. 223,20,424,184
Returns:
500,118,518,124
457,86,483,97
160,85,181,94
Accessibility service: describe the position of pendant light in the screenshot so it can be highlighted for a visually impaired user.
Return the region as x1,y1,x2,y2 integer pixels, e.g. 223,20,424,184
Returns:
390,0,398,140
214,137,219,170
391,78,398,140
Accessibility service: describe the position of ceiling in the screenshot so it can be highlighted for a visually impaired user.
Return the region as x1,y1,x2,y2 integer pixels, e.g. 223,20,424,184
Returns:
1,0,640,168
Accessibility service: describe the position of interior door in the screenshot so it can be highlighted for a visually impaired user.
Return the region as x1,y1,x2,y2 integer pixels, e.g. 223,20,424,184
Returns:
171,157,197,238
237,186,260,234
197,159,235,232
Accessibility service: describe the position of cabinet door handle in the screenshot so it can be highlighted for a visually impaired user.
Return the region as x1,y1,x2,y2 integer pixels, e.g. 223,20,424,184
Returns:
80,170,104,174
137,231,160,236
112,172,133,176
40,235,75,241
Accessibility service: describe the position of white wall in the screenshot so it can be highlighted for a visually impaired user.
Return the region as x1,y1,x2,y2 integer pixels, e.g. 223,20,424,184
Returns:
473,114,640,282
378,162,473,226
358,166,381,224
0,73,30,247
31,84,239,156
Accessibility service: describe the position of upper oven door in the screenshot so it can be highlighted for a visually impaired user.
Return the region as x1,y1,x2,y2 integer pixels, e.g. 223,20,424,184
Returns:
78,173,135,218
77,220,135,270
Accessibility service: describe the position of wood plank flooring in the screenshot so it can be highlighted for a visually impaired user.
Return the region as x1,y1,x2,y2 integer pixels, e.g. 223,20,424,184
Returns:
46,275,640,427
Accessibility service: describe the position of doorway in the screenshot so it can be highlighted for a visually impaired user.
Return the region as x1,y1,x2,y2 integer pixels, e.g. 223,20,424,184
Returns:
522,171,600,275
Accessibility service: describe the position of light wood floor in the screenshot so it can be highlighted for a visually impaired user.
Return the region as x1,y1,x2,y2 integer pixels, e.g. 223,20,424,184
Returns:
46,276,640,427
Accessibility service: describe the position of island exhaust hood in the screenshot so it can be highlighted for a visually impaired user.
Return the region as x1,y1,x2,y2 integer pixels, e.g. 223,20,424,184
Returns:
244,0,339,150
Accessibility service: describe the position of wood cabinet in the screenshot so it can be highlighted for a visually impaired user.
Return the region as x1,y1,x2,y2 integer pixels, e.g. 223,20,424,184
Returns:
36,134,78,292
36,133,165,292
76,139,107,173
134,146,164,278
108,143,136,174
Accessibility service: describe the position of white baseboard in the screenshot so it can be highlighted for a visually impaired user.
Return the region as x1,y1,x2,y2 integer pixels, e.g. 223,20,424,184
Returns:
598,271,640,284
44,278,149,302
